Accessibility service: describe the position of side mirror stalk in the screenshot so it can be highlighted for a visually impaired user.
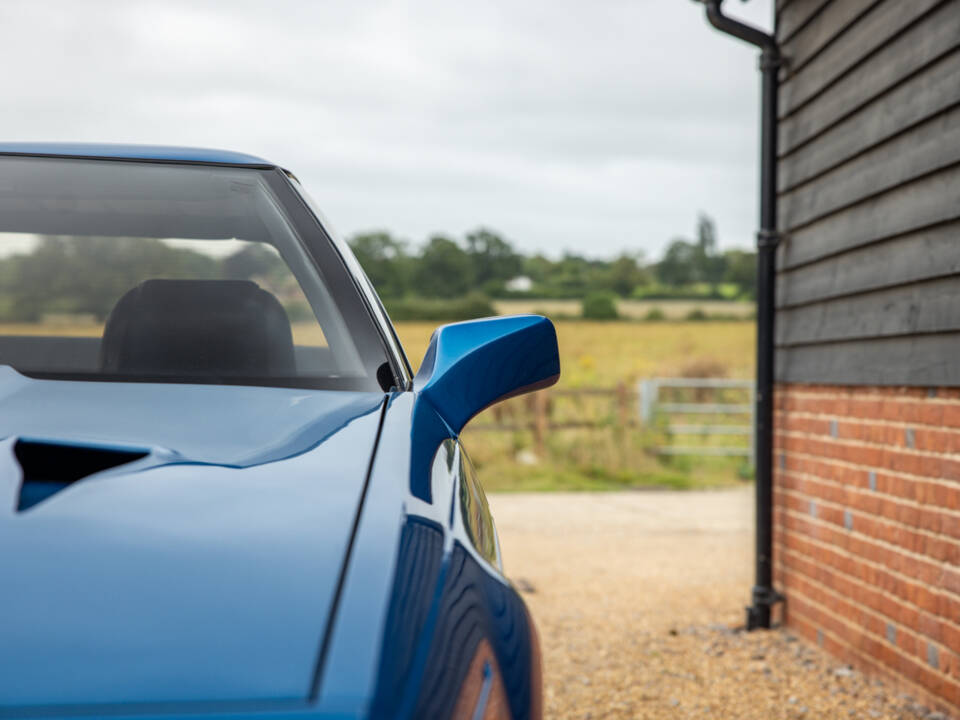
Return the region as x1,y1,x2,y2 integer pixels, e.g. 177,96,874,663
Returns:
408,315,560,501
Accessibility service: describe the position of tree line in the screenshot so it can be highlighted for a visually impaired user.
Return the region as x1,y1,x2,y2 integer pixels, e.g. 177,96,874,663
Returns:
0,214,755,324
0,237,293,323
349,214,756,303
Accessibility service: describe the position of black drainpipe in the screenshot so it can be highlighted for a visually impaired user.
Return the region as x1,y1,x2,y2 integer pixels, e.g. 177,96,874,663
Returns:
700,0,784,631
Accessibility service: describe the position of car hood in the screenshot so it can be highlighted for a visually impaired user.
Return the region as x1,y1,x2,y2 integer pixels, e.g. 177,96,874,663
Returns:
0,368,385,709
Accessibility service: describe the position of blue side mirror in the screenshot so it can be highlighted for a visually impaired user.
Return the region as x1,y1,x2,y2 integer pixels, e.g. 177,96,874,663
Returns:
414,315,560,435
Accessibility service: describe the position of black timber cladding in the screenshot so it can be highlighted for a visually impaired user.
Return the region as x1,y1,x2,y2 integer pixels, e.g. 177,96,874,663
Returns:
774,0,960,386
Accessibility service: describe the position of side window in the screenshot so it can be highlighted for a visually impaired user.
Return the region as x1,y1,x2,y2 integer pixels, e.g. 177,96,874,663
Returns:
457,442,501,570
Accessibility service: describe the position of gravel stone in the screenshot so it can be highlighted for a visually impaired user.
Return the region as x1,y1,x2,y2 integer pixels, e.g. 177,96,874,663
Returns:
490,488,950,719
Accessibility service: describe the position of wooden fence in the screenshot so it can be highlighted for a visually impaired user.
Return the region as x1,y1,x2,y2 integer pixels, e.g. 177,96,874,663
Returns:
470,384,634,456
470,378,754,462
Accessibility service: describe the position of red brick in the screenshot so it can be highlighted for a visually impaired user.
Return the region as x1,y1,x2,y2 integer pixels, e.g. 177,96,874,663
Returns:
776,383,960,715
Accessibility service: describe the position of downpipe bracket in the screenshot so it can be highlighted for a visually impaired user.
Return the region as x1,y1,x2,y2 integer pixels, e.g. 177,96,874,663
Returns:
756,230,783,249
746,586,785,631
758,50,785,72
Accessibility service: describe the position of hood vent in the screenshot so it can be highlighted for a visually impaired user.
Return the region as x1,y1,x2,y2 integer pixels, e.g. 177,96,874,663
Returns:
15,440,149,511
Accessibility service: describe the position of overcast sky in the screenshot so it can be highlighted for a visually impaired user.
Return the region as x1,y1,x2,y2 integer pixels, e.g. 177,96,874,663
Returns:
0,0,772,259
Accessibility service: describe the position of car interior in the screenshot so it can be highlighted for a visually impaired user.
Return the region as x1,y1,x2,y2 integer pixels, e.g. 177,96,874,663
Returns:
99,279,297,378
0,278,337,382
0,157,373,388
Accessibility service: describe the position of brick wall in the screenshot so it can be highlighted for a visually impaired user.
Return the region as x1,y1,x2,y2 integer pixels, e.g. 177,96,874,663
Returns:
774,385,960,714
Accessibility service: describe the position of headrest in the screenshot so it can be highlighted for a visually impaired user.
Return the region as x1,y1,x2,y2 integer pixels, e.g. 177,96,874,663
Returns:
100,279,296,378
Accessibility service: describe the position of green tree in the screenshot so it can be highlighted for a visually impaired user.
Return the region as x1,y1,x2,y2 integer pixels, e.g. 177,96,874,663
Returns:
464,228,522,289
413,235,474,298
4,236,216,322
655,214,727,291
601,253,649,297
723,249,757,299
696,213,716,255
348,231,410,298
221,243,284,281
549,253,601,297
656,238,697,286
521,254,555,286
694,213,726,288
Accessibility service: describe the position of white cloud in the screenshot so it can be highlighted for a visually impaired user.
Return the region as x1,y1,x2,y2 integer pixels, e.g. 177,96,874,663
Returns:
0,0,773,257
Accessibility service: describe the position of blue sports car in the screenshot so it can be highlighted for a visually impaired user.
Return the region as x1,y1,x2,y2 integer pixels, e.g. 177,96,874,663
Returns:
0,144,559,720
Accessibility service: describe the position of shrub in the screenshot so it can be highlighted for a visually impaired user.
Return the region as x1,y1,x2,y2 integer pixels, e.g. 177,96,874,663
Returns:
581,292,619,320
679,358,728,378
678,358,730,401
643,306,666,322
384,293,495,322
685,307,708,321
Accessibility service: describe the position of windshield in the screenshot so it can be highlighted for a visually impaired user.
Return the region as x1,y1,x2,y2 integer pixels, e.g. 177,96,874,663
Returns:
0,156,389,391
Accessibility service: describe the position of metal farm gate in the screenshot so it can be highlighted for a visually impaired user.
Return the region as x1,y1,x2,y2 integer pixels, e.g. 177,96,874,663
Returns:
638,378,755,463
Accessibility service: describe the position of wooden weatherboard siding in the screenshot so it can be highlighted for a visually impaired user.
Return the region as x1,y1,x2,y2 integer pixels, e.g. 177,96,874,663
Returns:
775,0,960,386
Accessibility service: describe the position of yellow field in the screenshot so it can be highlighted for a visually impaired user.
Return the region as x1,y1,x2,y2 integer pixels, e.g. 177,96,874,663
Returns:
0,321,330,347
395,320,755,385
0,322,105,337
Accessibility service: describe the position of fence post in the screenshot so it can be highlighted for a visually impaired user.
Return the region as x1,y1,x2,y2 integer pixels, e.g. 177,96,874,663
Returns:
616,381,629,428
532,390,548,458
639,379,657,425
615,381,629,457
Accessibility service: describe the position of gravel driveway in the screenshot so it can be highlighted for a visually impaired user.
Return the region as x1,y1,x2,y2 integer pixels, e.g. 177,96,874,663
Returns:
489,488,949,720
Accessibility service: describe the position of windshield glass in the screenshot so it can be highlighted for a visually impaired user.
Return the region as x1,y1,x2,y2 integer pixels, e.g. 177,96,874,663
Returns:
0,156,388,391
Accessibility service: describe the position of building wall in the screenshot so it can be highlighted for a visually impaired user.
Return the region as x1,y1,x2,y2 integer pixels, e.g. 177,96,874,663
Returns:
773,385,960,709
775,0,960,384
774,0,960,713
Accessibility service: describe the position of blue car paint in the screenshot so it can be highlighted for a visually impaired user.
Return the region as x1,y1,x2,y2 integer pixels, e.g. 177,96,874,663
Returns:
0,388,542,720
0,374,384,709
0,148,556,719
414,315,560,435
0,366,381,467
316,392,455,716
0,142,273,167
318,395,542,720
409,315,560,501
